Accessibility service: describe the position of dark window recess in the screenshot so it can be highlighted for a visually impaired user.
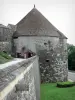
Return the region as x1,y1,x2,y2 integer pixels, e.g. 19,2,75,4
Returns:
64,61,66,63
14,37,18,39
6,38,7,40
44,43,47,45
46,59,49,62
65,50,67,52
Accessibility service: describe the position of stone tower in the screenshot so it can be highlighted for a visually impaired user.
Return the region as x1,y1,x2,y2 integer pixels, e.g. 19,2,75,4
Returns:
13,7,68,82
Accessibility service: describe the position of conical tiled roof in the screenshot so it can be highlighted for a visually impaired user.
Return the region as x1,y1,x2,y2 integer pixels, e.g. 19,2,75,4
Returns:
13,7,67,39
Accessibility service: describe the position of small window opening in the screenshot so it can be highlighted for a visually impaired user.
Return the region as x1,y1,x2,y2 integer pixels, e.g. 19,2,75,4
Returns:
46,59,49,62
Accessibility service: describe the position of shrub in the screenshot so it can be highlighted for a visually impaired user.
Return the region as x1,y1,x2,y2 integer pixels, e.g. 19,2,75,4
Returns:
0,52,13,59
57,81,75,88
0,55,9,64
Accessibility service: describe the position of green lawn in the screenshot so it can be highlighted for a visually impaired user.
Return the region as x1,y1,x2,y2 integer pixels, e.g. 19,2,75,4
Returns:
41,83,75,100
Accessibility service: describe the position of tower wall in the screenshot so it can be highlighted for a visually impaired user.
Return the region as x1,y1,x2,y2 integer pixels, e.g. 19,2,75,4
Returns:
14,36,68,82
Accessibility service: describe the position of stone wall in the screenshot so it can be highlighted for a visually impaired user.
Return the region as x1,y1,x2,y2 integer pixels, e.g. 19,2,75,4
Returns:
14,36,68,82
38,38,68,82
0,42,12,53
0,27,13,53
0,27,13,42
0,56,40,100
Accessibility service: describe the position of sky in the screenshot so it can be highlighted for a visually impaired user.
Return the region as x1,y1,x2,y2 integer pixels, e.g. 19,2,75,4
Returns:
0,0,75,45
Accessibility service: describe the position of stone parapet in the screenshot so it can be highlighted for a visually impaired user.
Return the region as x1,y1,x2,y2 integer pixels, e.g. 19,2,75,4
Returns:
0,56,40,100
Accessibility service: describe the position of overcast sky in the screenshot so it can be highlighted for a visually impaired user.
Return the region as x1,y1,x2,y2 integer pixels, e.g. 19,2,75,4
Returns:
0,0,75,45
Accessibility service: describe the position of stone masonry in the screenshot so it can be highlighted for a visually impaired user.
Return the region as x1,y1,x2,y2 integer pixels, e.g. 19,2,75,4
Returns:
14,36,68,83
0,56,40,100
36,37,68,82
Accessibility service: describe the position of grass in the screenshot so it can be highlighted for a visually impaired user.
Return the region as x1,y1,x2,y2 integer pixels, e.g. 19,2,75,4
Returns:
41,83,75,100
0,52,13,64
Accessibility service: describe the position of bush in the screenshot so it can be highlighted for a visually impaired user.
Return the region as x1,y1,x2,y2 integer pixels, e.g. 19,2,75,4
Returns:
57,81,75,88
0,52,13,59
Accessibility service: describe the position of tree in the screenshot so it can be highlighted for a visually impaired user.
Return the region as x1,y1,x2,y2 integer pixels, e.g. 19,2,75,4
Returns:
68,43,75,70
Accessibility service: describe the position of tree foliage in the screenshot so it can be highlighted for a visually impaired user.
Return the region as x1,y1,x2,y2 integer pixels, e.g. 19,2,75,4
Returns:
68,43,75,70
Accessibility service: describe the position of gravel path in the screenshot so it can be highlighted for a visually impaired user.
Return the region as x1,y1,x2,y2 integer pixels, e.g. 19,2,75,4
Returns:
68,71,75,82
